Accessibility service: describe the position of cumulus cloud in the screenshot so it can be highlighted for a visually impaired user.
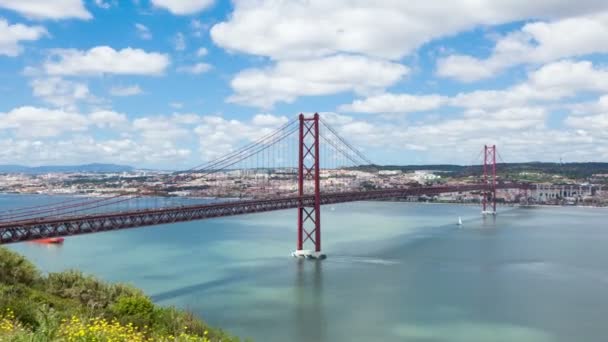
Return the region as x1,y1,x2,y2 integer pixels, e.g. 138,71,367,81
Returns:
151,0,214,15
566,112,608,132
174,32,186,51
0,106,89,137
88,110,128,128
0,0,91,20
0,105,293,167
43,46,170,76
451,60,608,109
322,107,604,163
194,114,289,158
109,85,143,97
0,136,190,166
211,0,608,61
94,0,112,9
437,13,608,81
251,114,289,126
30,77,91,108
177,62,211,74
0,19,47,56
345,60,608,114
340,93,447,114
229,55,409,108
190,19,206,37
135,23,152,40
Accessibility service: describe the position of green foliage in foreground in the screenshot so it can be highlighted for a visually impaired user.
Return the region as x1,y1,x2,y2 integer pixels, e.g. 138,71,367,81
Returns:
0,247,245,341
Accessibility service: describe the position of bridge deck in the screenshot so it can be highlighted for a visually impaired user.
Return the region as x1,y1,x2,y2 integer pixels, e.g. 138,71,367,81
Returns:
0,184,525,244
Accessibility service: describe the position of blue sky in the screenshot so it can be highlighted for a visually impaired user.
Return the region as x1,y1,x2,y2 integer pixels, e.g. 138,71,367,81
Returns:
1,0,608,168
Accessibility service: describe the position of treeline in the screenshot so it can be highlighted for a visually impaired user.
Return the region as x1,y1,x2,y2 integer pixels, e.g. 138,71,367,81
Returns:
0,247,244,341
355,162,608,179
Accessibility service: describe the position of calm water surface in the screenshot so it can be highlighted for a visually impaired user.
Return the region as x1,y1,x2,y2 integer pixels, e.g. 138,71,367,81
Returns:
4,194,608,342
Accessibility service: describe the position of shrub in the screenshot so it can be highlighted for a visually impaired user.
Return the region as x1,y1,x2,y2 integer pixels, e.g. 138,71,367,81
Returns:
153,307,237,341
45,270,142,311
0,247,40,286
111,295,155,327
0,251,241,341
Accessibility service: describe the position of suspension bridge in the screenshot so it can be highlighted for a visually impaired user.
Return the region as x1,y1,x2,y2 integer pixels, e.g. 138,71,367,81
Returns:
0,113,526,257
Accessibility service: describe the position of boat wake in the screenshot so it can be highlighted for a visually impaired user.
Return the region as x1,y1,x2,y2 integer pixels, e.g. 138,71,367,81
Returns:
329,255,400,265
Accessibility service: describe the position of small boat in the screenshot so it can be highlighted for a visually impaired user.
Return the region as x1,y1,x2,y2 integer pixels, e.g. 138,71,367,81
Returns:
33,237,65,244
457,217,463,226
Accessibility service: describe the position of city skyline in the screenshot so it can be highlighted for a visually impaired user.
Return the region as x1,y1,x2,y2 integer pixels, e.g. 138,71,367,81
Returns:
1,1,608,168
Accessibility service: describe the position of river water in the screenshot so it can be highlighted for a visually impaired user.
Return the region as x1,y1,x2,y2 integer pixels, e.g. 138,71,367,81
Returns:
4,195,608,342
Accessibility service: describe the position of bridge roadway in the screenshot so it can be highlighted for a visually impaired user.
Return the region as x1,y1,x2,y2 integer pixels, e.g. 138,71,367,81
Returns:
0,183,526,244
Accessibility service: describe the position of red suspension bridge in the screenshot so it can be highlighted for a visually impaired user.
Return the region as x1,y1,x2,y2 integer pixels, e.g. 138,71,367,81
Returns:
0,113,527,256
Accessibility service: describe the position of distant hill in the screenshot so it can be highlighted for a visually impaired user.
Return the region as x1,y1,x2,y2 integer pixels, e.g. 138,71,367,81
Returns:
358,162,608,179
0,163,134,174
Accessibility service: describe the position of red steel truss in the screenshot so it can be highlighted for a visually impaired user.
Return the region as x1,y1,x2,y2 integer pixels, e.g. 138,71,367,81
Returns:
0,183,530,245
482,145,497,214
297,113,321,252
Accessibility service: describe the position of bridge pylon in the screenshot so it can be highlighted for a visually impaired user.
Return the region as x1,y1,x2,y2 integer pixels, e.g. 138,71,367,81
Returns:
292,113,326,260
482,144,497,215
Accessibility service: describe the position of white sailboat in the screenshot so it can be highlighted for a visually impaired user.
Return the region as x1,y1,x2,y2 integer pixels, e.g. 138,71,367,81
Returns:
457,216,463,226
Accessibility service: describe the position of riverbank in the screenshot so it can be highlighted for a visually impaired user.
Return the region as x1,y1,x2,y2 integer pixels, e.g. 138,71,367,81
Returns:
0,247,243,341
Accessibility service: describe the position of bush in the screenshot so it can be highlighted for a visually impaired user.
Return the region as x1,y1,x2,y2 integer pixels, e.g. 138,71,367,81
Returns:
0,249,242,341
153,307,237,341
111,295,155,327
0,247,40,286
45,270,142,311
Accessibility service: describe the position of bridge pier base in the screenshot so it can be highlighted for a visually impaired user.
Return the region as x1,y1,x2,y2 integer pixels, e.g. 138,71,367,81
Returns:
292,249,327,260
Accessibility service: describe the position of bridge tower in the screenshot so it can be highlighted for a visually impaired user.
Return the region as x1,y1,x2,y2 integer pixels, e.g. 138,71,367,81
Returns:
482,145,497,215
293,113,325,259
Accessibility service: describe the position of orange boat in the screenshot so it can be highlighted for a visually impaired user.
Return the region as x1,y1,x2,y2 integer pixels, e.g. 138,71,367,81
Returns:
33,237,65,244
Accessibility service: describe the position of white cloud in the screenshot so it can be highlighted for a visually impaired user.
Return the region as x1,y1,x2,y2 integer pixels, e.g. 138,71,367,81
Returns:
171,113,200,125
190,19,206,37
177,62,212,74
0,106,89,137
229,55,409,108
133,116,190,142
151,0,214,15
211,0,608,61
30,77,91,108
94,0,111,9
436,55,497,83
174,32,186,51
565,95,608,135
135,23,152,40
109,85,143,97
196,47,208,57
322,107,588,163
566,112,608,132
0,136,192,166
88,110,128,128
251,114,288,126
0,0,91,20
451,60,608,109
194,114,287,158
568,94,608,115
340,93,447,114
345,60,608,114
43,46,170,76
437,13,608,81
213,1,608,110
0,19,47,56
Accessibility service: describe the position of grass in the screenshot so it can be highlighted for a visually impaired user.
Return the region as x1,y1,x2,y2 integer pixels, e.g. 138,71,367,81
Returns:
0,247,246,341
